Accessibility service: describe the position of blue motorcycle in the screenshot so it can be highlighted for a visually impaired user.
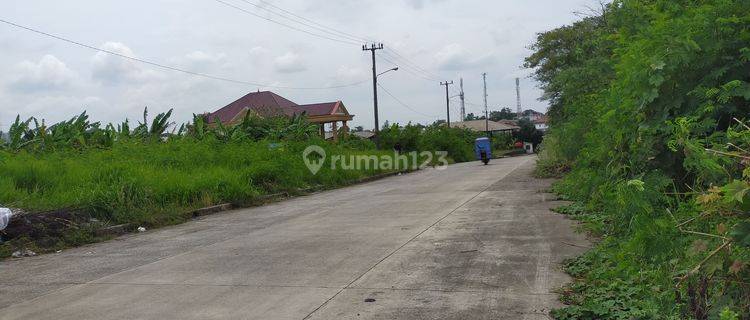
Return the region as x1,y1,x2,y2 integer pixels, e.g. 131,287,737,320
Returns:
474,137,492,165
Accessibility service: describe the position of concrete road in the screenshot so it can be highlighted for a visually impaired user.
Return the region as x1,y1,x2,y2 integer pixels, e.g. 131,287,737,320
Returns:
0,155,588,320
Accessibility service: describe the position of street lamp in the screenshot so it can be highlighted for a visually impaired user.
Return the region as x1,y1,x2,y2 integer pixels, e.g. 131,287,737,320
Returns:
371,66,398,148
377,67,399,78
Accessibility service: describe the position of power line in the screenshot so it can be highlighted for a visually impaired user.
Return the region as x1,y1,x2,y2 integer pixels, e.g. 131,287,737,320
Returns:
213,0,360,46
464,101,488,114
384,48,442,80
381,50,442,82
379,53,440,82
377,83,438,118
234,0,365,43
383,48,442,82
256,0,370,43
450,87,461,97
0,18,368,90
217,0,446,83
253,0,442,80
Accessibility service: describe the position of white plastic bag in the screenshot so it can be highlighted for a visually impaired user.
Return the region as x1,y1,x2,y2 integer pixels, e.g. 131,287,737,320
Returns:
0,208,12,231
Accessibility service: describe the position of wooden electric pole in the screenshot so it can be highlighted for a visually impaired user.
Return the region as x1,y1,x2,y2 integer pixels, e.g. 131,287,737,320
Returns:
440,80,453,127
459,78,466,122
483,73,489,136
363,43,384,146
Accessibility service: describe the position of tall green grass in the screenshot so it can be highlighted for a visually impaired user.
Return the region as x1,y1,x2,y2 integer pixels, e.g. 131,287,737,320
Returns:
0,139,402,227
0,137,416,260
0,108,488,257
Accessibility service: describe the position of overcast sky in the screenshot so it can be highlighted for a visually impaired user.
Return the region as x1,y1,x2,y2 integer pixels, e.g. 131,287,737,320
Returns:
0,0,598,130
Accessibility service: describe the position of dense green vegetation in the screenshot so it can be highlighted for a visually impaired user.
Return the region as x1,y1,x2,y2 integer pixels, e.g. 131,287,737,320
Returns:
0,109,488,257
379,122,493,162
465,107,516,121
526,0,750,318
378,121,518,160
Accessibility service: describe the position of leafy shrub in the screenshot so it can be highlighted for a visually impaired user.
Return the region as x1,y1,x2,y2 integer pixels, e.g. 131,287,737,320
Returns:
378,122,482,162
526,0,750,318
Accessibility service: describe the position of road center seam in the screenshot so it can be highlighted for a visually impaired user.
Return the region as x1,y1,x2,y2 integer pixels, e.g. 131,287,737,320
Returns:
301,157,530,320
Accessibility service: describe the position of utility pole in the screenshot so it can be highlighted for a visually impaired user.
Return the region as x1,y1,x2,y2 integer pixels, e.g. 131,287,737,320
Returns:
459,78,466,122
516,77,522,118
483,73,489,136
363,43,384,146
440,80,453,127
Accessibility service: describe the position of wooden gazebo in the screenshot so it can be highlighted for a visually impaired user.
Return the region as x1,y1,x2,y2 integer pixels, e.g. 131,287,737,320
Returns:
206,91,354,140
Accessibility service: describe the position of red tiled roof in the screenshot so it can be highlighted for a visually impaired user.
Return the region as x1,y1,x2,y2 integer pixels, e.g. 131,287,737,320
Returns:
294,102,340,117
207,91,298,123
451,120,519,132
533,115,549,124
207,91,348,123
496,119,518,126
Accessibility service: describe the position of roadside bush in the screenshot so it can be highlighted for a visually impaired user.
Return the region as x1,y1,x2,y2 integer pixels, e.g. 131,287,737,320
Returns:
417,125,477,162
491,132,514,151
526,0,750,318
514,118,543,146
535,134,571,177
378,122,480,162
336,134,376,151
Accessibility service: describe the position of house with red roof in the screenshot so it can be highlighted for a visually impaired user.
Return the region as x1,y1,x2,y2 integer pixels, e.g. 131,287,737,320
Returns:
206,91,354,140
533,115,549,132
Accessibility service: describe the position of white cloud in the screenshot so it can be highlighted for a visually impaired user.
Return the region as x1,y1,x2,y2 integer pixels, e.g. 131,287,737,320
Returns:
177,51,227,70
490,29,513,46
0,0,599,128
0,94,104,125
8,55,76,92
91,42,162,85
433,43,496,70
249,46,267,56
405,0,447,10
335,65,367,82
273,52,307,73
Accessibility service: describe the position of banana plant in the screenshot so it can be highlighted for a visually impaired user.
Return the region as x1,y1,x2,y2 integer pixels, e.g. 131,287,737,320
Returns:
188,114,208,140
150,108,173,137
132,107,150,138
237,112,270,141
280,113,318,141
213,118,233,141
117,119,131,140
132,107,174,140
7,115,34,151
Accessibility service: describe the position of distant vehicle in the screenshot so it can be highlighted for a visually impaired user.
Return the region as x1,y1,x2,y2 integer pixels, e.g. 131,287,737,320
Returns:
474,137,492,165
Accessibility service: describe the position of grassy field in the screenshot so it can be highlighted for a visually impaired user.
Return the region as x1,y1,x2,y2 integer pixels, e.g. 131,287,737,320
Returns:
1,140,397,224
0,139,411,256
0,109,498,257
